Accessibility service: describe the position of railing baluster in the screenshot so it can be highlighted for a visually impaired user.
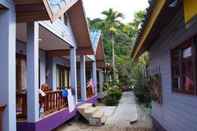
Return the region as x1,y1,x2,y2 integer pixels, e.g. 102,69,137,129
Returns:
41,90,67,116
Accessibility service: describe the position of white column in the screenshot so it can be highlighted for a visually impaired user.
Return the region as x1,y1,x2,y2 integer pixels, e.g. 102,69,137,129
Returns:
80,56,86,101
99,70,104,97
0,8,16,131
70,47,77,103
26,22,39,122
92,61,97,96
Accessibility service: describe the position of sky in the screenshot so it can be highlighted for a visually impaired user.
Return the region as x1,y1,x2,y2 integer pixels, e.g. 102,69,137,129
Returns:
83,0,149,23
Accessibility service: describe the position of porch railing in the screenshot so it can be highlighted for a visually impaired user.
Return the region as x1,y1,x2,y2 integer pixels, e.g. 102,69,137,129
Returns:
40,90,68,116
0,104,6,131
16,90,68,120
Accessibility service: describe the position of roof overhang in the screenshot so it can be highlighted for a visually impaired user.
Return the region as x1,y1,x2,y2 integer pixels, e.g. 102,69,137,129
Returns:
131,0,167,60
95,37,105,69
67,0,93,55
15,0,79,22
132,0,197,61
16,23,70,51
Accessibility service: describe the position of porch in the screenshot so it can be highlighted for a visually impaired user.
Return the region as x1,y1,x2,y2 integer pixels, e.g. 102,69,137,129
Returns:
15,21,100,130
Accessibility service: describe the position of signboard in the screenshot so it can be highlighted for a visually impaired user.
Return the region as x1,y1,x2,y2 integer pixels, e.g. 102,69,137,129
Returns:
67,89,75,112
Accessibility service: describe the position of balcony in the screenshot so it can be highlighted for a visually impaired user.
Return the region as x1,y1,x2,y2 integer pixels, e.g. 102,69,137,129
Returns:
16,89,68,121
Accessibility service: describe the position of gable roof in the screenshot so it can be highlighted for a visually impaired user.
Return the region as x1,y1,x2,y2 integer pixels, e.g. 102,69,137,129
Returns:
90,30,102,53
90,30,105,68
68,0,94,55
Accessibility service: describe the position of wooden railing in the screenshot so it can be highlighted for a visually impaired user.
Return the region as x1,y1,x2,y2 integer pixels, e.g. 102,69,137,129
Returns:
16,90,68,119
16,92,27,119
0,104,6,131
41,90,68,116
87,86,95,98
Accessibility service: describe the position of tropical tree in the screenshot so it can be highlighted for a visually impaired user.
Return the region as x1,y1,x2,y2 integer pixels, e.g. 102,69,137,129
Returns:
88,10,146,88
101,8,123,80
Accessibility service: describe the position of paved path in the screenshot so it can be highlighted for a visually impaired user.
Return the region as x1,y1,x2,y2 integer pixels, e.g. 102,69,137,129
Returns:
106,91,138,127
56,91,152,131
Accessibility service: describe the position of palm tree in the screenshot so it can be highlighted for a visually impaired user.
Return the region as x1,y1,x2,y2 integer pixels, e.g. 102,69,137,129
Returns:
102,8,123,80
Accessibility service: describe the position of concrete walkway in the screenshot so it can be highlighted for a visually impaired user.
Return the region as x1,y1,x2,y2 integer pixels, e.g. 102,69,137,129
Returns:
56,91,152,131
106,91,138,127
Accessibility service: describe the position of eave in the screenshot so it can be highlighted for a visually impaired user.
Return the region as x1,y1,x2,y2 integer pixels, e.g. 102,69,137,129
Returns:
67,0,94,55
95,37,105,69
131,0,167,60
15,0,79,22
132,0,186,61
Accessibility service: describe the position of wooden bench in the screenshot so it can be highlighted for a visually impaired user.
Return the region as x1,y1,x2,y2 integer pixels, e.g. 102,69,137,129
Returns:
0,104,6,131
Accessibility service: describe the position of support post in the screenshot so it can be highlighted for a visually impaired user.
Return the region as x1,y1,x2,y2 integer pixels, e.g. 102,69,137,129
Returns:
92,61,97,96
26,22,40,122
98,70,104,98
0,8,16,131
70,47,77,103
80,56,86,101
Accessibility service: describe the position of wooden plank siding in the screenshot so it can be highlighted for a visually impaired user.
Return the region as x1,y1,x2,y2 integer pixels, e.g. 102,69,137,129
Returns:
149,6,197,131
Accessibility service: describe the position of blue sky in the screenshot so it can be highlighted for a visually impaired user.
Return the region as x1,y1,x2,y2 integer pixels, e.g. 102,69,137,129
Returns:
83,0,149,23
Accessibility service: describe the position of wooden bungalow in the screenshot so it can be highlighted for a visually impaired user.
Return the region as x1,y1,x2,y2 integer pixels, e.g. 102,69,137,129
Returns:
132,0,197,131
0,0,105,131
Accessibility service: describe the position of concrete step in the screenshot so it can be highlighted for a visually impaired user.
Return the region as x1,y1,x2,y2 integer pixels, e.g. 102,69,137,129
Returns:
84,107,98,117
92,110,104,119
77,103,92,113
77,103,106,126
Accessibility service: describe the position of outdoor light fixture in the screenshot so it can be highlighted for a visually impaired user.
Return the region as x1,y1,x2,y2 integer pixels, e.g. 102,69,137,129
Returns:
169,0,178,8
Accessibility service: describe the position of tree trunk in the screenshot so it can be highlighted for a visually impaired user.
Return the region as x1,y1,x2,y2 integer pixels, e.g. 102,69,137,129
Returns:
111,35,116,80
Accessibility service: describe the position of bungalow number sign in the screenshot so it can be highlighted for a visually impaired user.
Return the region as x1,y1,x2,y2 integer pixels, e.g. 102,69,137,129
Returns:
148,74,163,104
146,65,163,104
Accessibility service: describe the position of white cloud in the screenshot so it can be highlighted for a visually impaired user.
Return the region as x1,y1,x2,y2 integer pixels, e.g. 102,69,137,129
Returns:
83,0,149,23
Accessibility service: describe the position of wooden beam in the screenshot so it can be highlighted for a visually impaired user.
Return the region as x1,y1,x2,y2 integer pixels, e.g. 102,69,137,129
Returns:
47,50,70,57
77,47,94,55
15,0,42,5
17,12,48,22
16,3,49,22
16,3,45,12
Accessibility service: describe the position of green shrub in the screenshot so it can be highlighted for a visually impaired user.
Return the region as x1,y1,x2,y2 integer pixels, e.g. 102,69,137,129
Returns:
103,95,119,106
103,83,122,106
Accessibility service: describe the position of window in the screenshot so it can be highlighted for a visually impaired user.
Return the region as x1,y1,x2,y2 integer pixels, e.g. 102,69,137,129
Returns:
171,38,197,95
56,65,69,89
16,54,27,92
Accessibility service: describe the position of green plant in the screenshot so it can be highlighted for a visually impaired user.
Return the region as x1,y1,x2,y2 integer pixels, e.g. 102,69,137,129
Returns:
103,82,122,106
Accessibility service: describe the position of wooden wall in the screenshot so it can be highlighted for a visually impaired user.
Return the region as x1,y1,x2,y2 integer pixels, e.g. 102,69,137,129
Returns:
149,6,197,131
